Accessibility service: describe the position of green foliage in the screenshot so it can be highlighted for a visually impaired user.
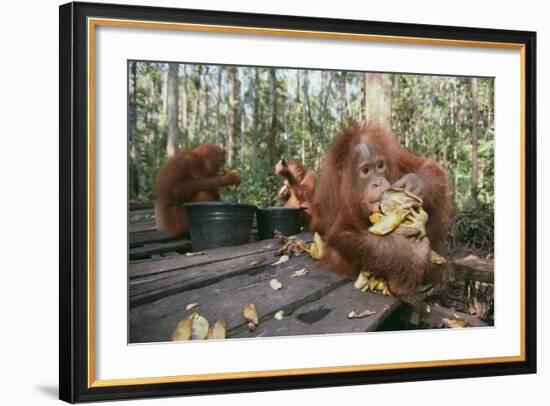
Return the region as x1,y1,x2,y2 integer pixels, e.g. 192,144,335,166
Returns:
449,207,494,251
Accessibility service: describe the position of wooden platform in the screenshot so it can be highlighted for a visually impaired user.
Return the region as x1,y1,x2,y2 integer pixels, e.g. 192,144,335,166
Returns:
128,203,492,343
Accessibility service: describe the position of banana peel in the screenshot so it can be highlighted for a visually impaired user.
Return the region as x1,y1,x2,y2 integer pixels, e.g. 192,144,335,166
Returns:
220,167,238,191
171,312,210,341
242,303,259,331
380,187,423,213
368,188,447,265
310,232,325,260
208,319,227,339
368,188,425,237
353,271,390,296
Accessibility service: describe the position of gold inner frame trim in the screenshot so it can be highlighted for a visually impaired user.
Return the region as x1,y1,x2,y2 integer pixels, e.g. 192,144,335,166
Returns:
87,17,527,388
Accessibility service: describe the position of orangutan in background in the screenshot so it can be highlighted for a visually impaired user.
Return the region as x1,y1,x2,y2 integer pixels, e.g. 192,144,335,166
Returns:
154,144,240,237
274,159,317,225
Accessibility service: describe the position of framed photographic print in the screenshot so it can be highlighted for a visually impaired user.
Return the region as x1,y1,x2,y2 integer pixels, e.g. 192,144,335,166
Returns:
59,1,537,403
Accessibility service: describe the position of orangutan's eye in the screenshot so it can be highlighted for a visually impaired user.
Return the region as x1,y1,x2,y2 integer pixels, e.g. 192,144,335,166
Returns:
362,166,370,175
377,161,385,170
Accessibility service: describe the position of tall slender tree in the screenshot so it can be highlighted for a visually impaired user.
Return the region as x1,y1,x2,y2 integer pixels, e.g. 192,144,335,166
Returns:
471,78,479,209
267,68,278,169
251,69,261,171
364,73,392,130
215,67,223,145
190,65,202,144
129,62,146,193
227,66,241,167
339,71,348,125
166,62,179,157
180,65,188,148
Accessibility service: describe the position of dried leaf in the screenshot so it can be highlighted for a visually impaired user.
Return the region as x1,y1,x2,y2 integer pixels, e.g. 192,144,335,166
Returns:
418,284,433,293
270,279,283,291
310,232,325,260
262,243,274,250
185,251,205,257
249,258,266,267
430,250,447,265
273,229,286,243
274,310,285,320
276,235,309,257
208,320,227,339
171,318,192,341
291,267,309,278
186,303,199,310
271,255,289,266
242,303,259,329
347,309,376,319
442,317,468,328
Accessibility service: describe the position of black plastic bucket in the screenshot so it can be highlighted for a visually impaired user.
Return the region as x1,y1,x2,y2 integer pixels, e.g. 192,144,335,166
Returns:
184,202,256,251
256,207,304,240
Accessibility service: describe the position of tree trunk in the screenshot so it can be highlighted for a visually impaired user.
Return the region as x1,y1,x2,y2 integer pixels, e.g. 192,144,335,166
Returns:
319,72,334,138
361,73,367,122
227,66,241,167
251,69,260,171
303,70,315,137
191,65,202,144
200,67,210,143
166,62,179,157
285,99,291,159
364,73,392,130
129,62,146,193
267,68,278,169
215,67,223,145
471,78,479,209
181,65,188,148
240,70,246,164
340,71,348,125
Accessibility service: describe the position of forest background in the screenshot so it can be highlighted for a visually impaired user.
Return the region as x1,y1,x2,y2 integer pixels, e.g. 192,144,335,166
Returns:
128,61,494,251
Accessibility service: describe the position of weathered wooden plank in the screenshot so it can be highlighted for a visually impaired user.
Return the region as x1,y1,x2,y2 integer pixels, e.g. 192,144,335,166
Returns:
129,208,155,218
129,201,155,210
450,259,494,284
233,283,399,338
129,232,312,279
129,255,346,343
420,304,488,327
129,230,176,248
129,249,282,306
129,220,157,234
129,240,192,261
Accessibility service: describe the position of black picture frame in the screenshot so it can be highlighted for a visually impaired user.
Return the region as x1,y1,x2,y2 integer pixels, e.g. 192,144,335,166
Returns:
59,1,537,403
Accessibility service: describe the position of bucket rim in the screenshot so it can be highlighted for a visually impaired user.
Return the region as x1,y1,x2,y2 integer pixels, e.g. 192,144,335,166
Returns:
256,206,303,213
183,201,257,210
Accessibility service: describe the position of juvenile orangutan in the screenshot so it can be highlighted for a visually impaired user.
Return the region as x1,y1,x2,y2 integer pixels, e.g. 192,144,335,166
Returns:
274,159,317,224
154,144,240,237
310,123,452,304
